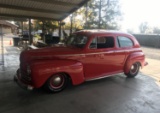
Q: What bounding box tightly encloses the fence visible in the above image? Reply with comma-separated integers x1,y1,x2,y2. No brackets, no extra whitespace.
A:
133,34,160,48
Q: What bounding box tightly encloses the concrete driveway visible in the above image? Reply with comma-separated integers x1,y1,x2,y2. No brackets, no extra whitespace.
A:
0,44,160,113
140,47,160,86
1,73,160,113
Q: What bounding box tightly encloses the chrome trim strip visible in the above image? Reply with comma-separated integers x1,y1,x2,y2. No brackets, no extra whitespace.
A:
85,72,124,81
55,48,141,57
114,50,124,53
84,51,115,55
55,54,85,57
55,51,115,57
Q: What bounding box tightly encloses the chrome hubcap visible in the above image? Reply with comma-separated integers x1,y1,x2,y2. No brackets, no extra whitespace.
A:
130,63,138,74
53,76,62,86
53,77,61,85
50,74,65,89
131,65,134,70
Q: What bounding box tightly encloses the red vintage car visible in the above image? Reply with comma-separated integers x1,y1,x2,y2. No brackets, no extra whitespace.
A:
14,30,148,93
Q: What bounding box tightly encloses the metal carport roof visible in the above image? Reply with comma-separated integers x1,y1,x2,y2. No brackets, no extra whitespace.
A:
0,0,90,21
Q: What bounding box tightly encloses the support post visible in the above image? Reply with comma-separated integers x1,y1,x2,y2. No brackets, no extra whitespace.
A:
70,15,73,35
59,21,62,38
42,20,45,42
42,21,45,33
21,21,23,35
85,2,88,29
0,24,4,70
29,18,32,45
98,0,102,29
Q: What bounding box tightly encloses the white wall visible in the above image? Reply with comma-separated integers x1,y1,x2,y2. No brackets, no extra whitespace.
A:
0,27,12,34
2,27,11,34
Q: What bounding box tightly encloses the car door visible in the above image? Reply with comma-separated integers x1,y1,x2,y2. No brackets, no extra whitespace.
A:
115,36,135,69
84,36,117,80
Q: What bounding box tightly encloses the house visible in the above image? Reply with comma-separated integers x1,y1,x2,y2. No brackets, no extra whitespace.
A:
0,20,18,34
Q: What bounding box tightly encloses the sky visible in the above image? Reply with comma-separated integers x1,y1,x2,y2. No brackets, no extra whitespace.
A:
120,0,160,32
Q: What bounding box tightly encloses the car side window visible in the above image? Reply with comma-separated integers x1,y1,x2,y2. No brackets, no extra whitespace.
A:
117,36,133,47
90,36,114,49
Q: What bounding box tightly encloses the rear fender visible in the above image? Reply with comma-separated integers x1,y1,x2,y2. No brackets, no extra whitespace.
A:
124,52,145,74
30,60,84,88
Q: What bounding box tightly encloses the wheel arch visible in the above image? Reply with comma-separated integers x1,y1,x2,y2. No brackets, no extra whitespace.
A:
124,52,145,74
58,72,73,85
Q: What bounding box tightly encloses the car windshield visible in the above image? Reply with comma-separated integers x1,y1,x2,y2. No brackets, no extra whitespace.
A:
66,34,88,48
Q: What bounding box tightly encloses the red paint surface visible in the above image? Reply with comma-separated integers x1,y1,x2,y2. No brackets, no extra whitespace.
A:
18,30,147,88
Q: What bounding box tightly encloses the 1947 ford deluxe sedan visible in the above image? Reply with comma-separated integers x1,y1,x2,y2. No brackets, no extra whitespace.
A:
14,30,148,93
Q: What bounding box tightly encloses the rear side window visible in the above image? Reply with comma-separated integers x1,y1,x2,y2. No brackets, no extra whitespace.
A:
117,36,133,47
90,36,114,49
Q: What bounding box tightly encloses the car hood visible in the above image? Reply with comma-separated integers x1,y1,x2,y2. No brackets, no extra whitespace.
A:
20,46,82,63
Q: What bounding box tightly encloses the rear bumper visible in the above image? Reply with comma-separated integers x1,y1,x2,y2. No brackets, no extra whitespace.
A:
144,61,148,66
14,69,34,90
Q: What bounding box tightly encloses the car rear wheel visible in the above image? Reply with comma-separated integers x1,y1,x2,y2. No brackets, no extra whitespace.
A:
125,62,140,78
44,73,68,93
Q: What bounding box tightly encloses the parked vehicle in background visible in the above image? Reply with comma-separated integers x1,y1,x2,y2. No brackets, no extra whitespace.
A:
14,30,148,93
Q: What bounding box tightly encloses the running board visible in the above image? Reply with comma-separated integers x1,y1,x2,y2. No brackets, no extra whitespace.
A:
85,73,124,81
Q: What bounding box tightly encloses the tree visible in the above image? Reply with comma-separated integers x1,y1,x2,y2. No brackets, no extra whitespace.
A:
139,22,149,33
138,22,160,34
84,0,99,29
83,0,122,30
153,27,160,34
102,0,122,30
64,8,86,34
127,28,134,34
14,20,30,31
32,20,59,34
64,0,122,33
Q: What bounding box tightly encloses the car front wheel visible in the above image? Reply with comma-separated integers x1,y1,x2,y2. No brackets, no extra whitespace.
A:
44,73,68,93
125,62,140,78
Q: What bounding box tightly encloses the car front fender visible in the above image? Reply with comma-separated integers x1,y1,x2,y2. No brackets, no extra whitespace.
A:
30,59,84,88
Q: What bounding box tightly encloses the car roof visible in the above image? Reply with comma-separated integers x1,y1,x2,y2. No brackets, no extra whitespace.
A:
75,29,133,37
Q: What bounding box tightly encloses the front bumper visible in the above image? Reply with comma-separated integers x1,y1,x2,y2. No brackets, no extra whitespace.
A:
14,69,34,90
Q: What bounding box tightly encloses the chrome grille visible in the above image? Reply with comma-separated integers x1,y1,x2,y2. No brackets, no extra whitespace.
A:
21,71,32,84
20,64,32,84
